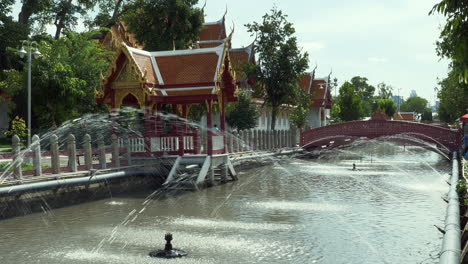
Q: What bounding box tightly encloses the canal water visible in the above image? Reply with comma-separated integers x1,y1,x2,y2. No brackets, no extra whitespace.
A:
0,141,450,263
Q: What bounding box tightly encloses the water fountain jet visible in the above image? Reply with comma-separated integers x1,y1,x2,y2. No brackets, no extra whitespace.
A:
149,233,187,259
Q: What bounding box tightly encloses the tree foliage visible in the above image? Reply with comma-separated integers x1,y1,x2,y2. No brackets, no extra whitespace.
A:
337,81,363,121
437,68,468,122
245,7,308,130
123,0,204,50
289,88,309,128
350,76,375,116
6,31,112,129
377,82,393,99
4,116,28,142
34,0,97,39
400,96,429,114
377,99,396,119
430,0,468,83
226,90,258,131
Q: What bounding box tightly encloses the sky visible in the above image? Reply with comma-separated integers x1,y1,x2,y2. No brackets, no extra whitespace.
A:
10,0,449,104
200,0,449,104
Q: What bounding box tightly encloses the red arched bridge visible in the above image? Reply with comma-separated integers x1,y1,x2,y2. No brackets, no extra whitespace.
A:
300,119,462,153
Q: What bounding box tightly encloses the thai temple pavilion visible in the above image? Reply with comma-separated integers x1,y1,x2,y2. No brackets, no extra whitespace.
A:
95,12,332,155
96,14,246,155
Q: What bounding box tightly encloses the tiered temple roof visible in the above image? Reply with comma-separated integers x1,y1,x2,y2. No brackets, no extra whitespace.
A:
300,71,333,109
97,34,237,109
198,16,227,48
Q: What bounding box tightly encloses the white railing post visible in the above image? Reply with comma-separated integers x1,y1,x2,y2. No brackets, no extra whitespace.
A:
68,134,77,172
243,130,249,151
112,134,120,167
253,130,258,151
32,134,42,176
268,130,273,150
235,131,240,153
261,130,265,150
98,137,107,169
125,135,132,165
229,132,234,153
83,134,93,170
238,131,243,152
12,135,22,179
50,134,60,174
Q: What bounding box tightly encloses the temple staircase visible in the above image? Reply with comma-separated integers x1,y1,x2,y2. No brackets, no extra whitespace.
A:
162,155,237,190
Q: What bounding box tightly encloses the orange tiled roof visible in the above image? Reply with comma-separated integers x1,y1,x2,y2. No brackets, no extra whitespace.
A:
199,21,226,41
229,44,255,82
156,53,219,85
299,73,313,94
124,43,231,97
132,53,157,83
400,113,415,121
198,41,224,48
311,79,327,101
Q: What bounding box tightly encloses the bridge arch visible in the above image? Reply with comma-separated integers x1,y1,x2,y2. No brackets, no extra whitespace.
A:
301,120,462,153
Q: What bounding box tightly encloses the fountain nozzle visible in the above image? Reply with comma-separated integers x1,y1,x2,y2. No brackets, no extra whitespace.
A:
149,233,187,258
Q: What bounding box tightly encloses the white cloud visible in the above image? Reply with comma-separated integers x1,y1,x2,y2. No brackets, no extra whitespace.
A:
368,57,388,63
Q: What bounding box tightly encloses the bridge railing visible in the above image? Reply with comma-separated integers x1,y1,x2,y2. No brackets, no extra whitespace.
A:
300,119,463,151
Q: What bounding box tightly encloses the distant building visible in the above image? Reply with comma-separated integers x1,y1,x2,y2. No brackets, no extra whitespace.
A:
410,90,417,98
391,95,403,106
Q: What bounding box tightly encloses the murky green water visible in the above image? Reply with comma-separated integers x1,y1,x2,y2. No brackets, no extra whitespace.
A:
0,142,450,263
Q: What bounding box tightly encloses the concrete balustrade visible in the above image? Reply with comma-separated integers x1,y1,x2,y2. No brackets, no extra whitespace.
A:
32,135,42,176
83,134,93,170
12,135,22,179
50,134,60,174
223,129,295,154
112,134,120,168
98,137,107,169
68,134,77,172
2,128,296,181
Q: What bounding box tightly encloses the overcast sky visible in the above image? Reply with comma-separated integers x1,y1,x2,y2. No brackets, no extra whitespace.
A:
201,0,449,104
10,0,449,104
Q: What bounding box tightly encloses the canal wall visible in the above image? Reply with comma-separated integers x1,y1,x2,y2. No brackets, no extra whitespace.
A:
0,169,164,220
440,152,461,263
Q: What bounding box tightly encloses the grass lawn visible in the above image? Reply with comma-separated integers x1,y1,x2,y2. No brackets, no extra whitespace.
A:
0,162,50,171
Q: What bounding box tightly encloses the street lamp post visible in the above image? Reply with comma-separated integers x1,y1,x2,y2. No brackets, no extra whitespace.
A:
396,87,401,112
18,40,41,148
333,78,338,97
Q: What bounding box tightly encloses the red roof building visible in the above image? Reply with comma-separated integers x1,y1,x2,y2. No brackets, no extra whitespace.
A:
299,71,333,128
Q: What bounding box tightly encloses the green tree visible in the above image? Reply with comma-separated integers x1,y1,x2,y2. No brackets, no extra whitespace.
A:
34,0,97,39
88,0,133,28
430,0,468,82
350,76,375,116
377,99,396,118
400,96,429,114
437,69,468,122
123,0,204,50
330,103,341,123
245,7,308,130
7,31,112,129
377,82,393,99
226,90,258,131
4,116,28,142
289,88,309,128
337,81,363,121
421,109,433,121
